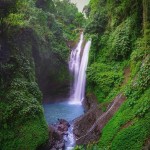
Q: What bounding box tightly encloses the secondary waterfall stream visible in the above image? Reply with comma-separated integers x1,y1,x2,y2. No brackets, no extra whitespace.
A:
43,33,91,149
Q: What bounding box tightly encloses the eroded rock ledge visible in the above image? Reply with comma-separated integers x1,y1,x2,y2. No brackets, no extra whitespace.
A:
74,93,126,145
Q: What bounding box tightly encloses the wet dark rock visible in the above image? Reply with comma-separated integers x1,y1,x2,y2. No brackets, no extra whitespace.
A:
58,119,70,128
55,140,65,149
55,119,70,133
51,148,57,150
49,125,63,141
82,93,99,112
74,93,126,145
50,119,70,150
73,93,102,138
57,124,68,132
73,102,103,139
37,119,70,150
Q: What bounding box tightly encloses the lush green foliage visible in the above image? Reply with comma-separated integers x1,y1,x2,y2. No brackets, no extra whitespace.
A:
0,55,48,150
82,0,150,149
0,0,85,149
87,62,123,102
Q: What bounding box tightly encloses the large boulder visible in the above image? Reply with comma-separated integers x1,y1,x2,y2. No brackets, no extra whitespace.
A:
50,119,70,149
82,93,99,112
73,105,103,138
74,94,126,145
37,119,70,150
73,93,102,141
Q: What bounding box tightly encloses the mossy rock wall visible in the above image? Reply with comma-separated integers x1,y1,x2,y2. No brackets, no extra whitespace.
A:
0,27,49,150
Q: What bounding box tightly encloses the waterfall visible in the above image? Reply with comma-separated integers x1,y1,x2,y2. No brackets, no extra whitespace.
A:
69,33,91,105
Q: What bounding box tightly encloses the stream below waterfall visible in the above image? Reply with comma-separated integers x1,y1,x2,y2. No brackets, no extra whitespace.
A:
43,33,91,150
43,102,84,149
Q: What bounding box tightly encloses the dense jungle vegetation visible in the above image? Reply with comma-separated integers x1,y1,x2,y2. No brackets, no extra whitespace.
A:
0,0,84,149
0,0,150,150
79,0,150,149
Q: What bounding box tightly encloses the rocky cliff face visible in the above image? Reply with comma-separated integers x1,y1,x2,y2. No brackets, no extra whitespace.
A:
74,94,126,144
32,34,70,102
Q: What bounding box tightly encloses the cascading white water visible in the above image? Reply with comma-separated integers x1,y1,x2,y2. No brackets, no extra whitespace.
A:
69,33,84,89
73,40,91,102
44,33,91,150
64,33,91,150
69,33,91,105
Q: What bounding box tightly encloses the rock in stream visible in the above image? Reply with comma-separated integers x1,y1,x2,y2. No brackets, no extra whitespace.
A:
37,119,70,150
50,119,70,150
